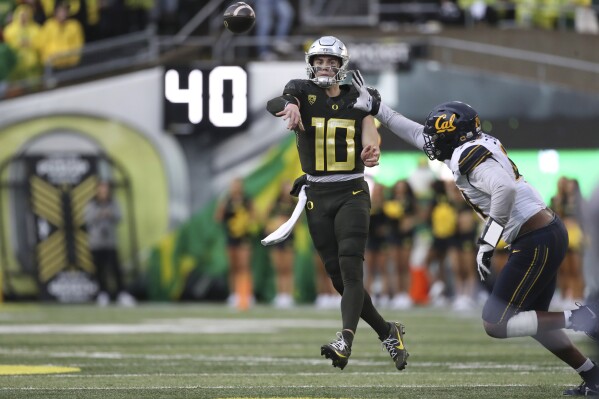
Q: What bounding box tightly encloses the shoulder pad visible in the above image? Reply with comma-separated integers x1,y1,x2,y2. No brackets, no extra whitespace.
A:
283,79,307,97
458,144,493,175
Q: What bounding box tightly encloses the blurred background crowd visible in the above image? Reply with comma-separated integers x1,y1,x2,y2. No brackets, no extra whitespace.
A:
0,0,597,311
216,167,597,313
0,0,598,96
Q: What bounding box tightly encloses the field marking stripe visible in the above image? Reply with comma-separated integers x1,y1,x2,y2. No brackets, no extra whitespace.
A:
0,384,537,390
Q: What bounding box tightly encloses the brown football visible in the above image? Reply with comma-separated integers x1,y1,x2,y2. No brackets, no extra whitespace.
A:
224,2,256,34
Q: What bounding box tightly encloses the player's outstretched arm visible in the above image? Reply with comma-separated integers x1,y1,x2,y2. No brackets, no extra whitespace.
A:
349,70,425,151
266,94,304,131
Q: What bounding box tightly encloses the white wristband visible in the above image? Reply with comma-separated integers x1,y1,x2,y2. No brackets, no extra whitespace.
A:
480,218,504,248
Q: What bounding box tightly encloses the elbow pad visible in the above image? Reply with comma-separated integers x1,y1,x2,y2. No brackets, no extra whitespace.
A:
266,94,299,116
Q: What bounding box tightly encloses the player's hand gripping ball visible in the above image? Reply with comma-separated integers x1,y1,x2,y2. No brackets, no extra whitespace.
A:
223,2,256,34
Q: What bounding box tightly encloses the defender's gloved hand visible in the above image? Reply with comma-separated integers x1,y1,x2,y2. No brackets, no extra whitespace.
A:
476,242,494,281
349,70,381,116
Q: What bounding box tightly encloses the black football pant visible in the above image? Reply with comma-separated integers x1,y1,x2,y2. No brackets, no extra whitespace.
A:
483,216,568,324
306,178,389,338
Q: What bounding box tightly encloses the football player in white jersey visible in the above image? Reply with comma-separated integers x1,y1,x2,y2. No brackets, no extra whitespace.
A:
349,70,599,396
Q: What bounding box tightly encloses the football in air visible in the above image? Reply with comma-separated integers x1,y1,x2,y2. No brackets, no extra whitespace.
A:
223,2,256,34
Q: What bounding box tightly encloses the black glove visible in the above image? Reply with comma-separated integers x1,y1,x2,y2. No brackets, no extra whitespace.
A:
349,70,381,116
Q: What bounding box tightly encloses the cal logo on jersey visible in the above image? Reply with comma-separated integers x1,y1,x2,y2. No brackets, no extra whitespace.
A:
434,113,457,133
308,95,316,105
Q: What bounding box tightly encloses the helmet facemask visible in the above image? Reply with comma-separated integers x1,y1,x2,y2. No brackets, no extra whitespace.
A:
305,36,350,88
423,132,461,161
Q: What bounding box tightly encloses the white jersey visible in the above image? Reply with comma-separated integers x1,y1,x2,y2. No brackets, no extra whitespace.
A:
449,134,546,243
376,103,546,244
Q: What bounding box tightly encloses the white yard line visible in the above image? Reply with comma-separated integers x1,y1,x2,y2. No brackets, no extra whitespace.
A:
0,318,338,334
0,383,539,390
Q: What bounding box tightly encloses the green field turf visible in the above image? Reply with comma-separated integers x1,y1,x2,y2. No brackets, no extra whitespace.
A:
0,303,596,399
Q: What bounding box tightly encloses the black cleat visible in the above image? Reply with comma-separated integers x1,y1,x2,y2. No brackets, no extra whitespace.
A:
381,322,409,371
570,302,599,341
321,332,351,370
563,381,599,396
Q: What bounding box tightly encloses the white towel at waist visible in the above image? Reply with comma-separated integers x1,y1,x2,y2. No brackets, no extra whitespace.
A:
261,185,306,246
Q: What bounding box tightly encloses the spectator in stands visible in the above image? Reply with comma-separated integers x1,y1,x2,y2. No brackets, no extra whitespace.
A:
407,157,435,201
365,182,391,306
447,182,478,311
551,177,585,308
3,4,41,82
214,177,255,310
387,179,418,310
19,0,47,26
254,0,295,60
264,180,296,308
85,181,136,307
424,179,458,306
38,1,84,69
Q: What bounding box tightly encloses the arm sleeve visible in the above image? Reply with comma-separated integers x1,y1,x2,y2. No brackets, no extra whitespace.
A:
375,102,427,150
469,160,516,226
266,94,299,116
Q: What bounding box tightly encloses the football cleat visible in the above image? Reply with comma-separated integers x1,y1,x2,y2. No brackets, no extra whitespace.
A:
570,302,599,341
563,381,599,396
321,332,351,370
381,322,409,371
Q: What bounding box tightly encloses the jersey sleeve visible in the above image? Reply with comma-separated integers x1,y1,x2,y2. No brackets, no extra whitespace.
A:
458,144,493,176
282,79,304,100
376,103,426,150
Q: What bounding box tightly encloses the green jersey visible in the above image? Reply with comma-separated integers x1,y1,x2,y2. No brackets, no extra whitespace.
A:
283,79,370,176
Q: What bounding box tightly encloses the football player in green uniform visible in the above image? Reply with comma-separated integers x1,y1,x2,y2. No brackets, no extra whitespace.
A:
266,36,408,371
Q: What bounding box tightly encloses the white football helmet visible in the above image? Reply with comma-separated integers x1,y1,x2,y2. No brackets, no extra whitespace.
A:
305,36,350,88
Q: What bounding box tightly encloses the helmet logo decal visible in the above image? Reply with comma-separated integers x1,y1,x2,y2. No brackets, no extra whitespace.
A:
308,95,317,105
434,113,457,133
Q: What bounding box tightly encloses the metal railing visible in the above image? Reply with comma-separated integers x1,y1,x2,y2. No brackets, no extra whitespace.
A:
42,29,159,88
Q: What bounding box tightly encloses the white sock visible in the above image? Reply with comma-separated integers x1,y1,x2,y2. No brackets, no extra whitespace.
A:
564,310,573,328
576,358,594,374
